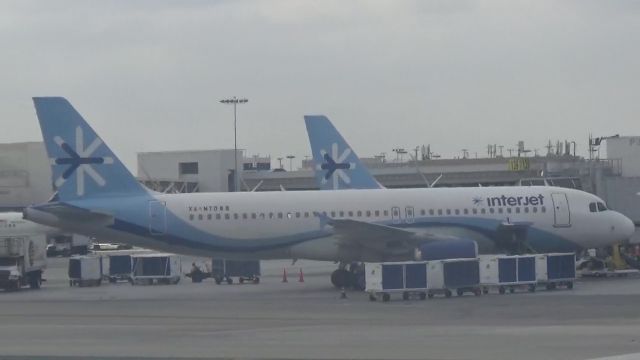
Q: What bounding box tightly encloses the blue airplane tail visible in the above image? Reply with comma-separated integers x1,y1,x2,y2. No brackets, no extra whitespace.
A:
304,115,382,190
32,97,147,201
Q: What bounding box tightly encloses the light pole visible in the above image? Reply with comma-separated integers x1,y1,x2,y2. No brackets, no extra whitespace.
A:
277,157,284,169
219,97,248,192
286,155,296,171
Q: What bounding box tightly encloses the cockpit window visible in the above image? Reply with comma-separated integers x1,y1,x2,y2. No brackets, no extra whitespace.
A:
589,202,597,213
597,202,607,211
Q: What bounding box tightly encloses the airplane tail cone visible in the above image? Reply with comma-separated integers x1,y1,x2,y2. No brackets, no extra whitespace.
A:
282,268,288,283
298,268,304,283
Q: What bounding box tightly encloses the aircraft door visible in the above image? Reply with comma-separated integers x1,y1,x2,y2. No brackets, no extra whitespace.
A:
551,193,571,227
405,206,415,224
149,200,167,235
391,207,401,224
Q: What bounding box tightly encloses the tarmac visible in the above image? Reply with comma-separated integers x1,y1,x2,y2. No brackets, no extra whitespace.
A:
1,256,640,360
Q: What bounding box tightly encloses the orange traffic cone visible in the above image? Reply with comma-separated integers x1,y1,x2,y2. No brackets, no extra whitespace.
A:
298,268,304,283
282,268,288,283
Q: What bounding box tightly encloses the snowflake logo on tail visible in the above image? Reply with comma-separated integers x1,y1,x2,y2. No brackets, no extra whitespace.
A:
317,143,356,190
51,126,114,196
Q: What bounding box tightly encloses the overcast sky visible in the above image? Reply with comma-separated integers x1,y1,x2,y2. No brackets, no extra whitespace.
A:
1,0,639,170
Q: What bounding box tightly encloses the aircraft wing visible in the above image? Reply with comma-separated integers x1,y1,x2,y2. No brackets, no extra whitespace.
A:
326,218,460,257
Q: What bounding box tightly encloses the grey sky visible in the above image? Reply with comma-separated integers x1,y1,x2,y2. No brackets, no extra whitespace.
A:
1,0,639,169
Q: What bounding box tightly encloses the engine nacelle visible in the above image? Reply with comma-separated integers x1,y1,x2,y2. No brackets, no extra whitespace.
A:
415,239,478,261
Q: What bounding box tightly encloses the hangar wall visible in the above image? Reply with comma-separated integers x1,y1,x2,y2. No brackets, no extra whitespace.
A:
0,142,52,209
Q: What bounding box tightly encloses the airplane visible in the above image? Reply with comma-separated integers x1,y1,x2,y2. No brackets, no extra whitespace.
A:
0,212,54,236
23,98,635,289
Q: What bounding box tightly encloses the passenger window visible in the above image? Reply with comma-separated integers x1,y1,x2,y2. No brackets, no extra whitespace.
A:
348,211,354,217
472,208,477,215
454,209,460,215
277,212,283,219
189,214,194,221
242,213,248,219
225,206,230,211
233,213,238,220
506,208,512,214
489,208,495,214
216,214,221,220
498,208,503,214
366,210,371,217
357,211,362,217
597,202,607,212
481,209,486,214
207,214,212,220
295,212,301,218
429,209,435,216
420,209,426,216
260,213,265,219
322,211,327,216
224,214,230,220
541,206,546,213
533,207,538,213
463,209,469,215
446,209,451,215
198,214,203,220
515,208,520,214
252,213,257,219
524,207,529,213
304,212,309,218
339,211,344,217
375,210,380,217
589,203,597,213
269,212,274,219
331,211,336,217
383,210,389,216
438,209,443,215
287,213,293,219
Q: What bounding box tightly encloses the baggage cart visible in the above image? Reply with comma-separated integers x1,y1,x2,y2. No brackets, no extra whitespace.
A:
479,255,537,294
211,259,261,284
365,262,428,302
427,258,481,298
535,253,576,290
68,255,102,287
130,253,181,285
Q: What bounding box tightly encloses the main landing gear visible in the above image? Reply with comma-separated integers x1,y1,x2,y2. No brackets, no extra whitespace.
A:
330,262,365,290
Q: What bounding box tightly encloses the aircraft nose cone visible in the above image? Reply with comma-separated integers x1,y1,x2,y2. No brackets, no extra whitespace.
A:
621,216,636,239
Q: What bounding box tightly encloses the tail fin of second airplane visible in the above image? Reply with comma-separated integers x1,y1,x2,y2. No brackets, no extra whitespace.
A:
33,97,147,202
304,115,383,190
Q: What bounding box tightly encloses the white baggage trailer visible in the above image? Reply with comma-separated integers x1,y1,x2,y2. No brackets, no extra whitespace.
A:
130,253,181,285
535,253,576,290
0,235,47,291
68,255,103,287
365,262,428,302
427,258,481,298
479,255,537,294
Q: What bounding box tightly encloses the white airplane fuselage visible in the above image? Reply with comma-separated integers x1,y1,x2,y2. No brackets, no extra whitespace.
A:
25,186,635,262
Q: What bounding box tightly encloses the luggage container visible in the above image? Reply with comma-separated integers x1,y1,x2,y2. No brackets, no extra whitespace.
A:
211,259,261,284
0,235,47,291
68,255,103,287
130,253,181,285
535,253,576,290
427,258,481,298
365,262,428,302
479,255,537,294
104,254,132,283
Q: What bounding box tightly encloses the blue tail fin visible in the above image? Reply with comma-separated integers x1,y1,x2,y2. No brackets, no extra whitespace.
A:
33,97,147,201
304,115,383,190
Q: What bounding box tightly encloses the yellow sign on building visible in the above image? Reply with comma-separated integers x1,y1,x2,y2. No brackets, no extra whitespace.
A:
508,158,529,171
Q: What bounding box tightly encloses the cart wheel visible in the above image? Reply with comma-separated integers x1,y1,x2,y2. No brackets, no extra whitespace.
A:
427,292,434,299
419,292,427,300
369,294,377,302
509,287,515,294
382,293,391,302
226,277,233,285
499,286,505,295
474,288,481,296
253,277,260,284
239,277,245,284
402,291,409,301
482,287,489,295
215,277,222,285
456,289,464,297
445,289,452,298
69,280,73,287
528,284,536,293
566,281,574,290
